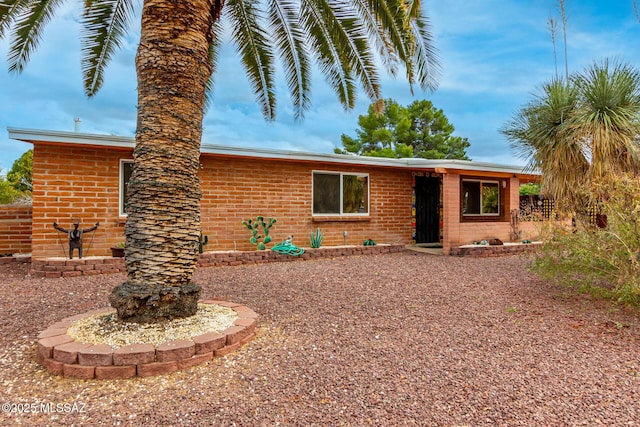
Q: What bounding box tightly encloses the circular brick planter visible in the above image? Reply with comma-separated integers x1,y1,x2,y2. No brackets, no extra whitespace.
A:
36,300,258,379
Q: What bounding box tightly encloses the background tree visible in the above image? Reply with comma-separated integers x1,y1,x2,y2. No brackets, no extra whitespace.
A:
1,0,438,323
0,176,19,204
0,149,32,204
6,149,32,194
336,98,470,159
519,182,540,196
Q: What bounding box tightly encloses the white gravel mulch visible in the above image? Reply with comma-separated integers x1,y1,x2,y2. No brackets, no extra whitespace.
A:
67,304,238,347
0,252,638,426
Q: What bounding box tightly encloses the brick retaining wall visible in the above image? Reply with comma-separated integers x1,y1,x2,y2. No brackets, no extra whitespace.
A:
449,242,541,257
30,257,126,278
29,244,406,278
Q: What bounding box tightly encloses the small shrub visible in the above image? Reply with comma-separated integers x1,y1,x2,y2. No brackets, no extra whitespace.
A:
531,174,640,306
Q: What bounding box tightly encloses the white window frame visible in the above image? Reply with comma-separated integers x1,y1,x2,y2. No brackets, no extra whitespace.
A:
312,171,370,216
462,179,500,217
119,159,134,216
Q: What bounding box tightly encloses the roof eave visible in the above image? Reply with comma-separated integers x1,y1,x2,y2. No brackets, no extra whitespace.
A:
8,127,535,176
8,127,134,149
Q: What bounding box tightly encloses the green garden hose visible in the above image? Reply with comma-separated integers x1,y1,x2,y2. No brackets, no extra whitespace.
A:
271,239,305,256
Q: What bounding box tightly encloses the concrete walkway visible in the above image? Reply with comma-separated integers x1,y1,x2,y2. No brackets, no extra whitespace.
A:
406,244,443,255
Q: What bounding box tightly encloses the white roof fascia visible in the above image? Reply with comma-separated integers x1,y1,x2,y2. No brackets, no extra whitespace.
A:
8,127,534,175
404,158,531,176
8,127,134,149
199,143,412,168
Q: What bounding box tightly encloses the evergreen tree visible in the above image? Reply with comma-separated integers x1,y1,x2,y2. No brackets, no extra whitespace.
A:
337,99,470,159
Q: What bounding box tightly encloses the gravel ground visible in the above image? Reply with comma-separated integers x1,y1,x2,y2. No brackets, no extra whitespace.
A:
1,251,638,426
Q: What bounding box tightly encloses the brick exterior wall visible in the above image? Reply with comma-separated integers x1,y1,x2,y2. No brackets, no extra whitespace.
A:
200,156,414,252
32,144,130,258
441,173,461,255
0,205,32,254
30,144,414,258
28,142,534,258
442,173,529,255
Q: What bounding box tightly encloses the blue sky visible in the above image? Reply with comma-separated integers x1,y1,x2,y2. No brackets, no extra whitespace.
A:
1,0,640,173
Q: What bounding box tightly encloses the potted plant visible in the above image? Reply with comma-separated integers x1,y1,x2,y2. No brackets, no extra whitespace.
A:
111,242,125,257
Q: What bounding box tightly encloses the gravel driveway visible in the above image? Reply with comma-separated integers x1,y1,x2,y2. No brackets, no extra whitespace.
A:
1,252,638,426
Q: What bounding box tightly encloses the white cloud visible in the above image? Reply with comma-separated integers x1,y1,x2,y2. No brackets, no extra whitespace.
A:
2,1,640,172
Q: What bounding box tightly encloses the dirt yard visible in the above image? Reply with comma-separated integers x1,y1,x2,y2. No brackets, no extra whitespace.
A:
1,252,638,426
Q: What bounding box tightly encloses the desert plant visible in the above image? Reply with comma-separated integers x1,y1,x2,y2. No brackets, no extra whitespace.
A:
310,228,323,248
198,232,209,254
531,174,640,306
363,239,377,246
242,216,276,250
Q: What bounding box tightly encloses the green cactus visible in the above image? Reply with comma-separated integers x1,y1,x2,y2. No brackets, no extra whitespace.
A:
242,216,277,250
363,239,377,246
310,228,323,248
198,232,209,254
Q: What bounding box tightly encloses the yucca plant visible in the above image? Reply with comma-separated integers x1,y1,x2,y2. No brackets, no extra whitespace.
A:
502,59,640,215
310,228,323,248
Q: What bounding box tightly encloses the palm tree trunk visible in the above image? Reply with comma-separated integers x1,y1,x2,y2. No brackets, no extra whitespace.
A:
109,0,216,323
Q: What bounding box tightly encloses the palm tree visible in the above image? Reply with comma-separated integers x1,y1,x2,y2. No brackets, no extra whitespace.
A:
503,59,640,216
1,0,439,323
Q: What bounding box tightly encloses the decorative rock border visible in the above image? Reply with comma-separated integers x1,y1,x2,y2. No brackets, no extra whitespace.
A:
450,242,542,257
29,244,406,278
36,301,258,379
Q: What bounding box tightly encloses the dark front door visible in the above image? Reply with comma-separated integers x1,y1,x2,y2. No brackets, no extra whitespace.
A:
415,176,440,244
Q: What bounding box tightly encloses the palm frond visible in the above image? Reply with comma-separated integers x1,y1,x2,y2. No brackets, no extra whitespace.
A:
325,0,380,104
204,20,224,115
267,0,311,120
408,13,439,92
350,0,399,77
0,0,28,39
365,0,408,64
227,0,276,120
299,0,355,110
501,108,540,173
81,0,135,96
7,0,66,73
401,0,439,92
